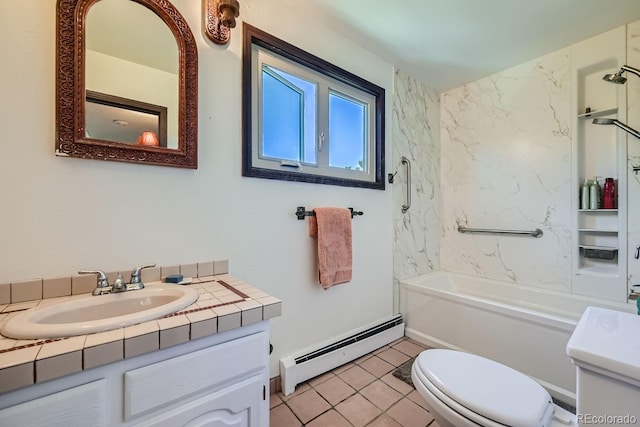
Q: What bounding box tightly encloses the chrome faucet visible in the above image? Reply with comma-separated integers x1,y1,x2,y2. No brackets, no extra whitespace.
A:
78,270,111,296
79,263,156,295
111,273,127,293
128,263,156,291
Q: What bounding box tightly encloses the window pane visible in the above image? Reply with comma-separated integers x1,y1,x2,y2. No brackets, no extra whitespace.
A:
329,92,366,171
262,67,303,161
269,67,317,164
261,65,317,164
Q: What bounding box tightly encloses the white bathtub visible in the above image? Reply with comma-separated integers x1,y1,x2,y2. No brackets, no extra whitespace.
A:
399,271,635,405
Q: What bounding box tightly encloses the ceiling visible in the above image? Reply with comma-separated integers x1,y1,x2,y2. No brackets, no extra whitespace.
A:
304,0,640,92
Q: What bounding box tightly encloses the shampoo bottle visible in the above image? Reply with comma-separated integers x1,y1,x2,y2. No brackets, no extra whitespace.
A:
580,179,590,210
603,177,616,209
589,177,601,209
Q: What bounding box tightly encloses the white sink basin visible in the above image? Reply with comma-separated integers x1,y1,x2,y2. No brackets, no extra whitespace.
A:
1,284,199,339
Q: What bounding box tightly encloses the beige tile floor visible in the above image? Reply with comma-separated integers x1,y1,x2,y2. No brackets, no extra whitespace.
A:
270,337,441,427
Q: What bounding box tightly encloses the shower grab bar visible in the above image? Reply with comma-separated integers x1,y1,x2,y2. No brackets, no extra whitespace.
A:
457,226,543,238
401,156,411,213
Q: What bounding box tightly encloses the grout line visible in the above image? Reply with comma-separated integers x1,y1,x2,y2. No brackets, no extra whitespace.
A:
271,337,436,426
0,337,69,354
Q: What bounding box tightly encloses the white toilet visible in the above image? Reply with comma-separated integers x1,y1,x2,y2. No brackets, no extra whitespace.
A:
411,306,640,427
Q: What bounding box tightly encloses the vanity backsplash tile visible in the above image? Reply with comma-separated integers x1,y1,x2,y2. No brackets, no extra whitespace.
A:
1,260,229,304
213,259,229,275
161,265,180,279
197,261,214,277
140,266,161,283
180,263,198,278
0,284,10,305
10,280,42,304
42,277,71,299
71,274,96,295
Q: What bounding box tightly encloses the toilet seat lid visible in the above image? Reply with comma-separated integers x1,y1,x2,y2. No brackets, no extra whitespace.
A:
415,349,551,427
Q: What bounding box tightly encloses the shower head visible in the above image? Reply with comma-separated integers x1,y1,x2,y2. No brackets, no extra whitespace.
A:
592,118,640,139
602,65,640,84
602,72,627,84
592,118,616,125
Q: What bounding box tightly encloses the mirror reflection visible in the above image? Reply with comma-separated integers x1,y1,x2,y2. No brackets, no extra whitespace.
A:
85,0,179,149
85,90,168,147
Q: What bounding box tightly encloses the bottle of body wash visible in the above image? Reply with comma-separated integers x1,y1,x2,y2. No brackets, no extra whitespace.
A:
589,177,601,209
603,177,616,209
580,179,590,210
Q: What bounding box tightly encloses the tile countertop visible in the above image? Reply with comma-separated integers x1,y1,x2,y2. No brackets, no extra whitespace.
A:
0,274,282,394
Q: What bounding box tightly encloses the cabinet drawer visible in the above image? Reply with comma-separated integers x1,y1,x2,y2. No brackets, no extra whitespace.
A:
124,331,268,420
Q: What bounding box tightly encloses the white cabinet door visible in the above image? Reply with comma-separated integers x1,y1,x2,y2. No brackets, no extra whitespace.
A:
135,374,266,427
124,331,268,421
0,379,108,427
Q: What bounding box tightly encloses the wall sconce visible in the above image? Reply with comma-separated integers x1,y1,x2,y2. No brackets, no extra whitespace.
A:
137,131,160,147
204,0,240,45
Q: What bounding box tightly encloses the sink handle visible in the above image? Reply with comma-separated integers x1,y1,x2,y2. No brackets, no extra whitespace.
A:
130,263,156,287
78,270,109,295
78,270,109,288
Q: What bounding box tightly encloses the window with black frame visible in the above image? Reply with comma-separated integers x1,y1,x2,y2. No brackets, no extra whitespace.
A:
242,24,385,189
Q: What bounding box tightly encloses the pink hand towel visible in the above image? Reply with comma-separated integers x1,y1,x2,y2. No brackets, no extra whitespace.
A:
308,207,352,289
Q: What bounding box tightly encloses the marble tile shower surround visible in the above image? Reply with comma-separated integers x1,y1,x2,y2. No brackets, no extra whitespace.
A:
392,69,441,286
439,48,573,291
627,21,640,289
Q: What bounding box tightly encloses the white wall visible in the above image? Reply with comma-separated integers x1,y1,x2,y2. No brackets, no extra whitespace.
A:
0,0,394,376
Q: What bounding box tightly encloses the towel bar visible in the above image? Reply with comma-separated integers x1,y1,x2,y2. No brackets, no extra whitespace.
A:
296,206,363,220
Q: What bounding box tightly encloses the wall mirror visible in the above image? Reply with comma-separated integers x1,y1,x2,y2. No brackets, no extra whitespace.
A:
56,0,198,168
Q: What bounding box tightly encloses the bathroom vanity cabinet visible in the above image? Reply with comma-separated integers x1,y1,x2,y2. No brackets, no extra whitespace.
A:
0,322,270,426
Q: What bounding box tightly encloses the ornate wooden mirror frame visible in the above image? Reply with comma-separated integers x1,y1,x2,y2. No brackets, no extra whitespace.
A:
56,0,198,168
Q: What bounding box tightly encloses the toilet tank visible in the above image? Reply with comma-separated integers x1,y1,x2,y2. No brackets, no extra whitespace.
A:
566,307,640,426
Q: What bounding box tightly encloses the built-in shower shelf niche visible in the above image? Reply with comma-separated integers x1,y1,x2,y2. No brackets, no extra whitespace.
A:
577,107,619,119
570,25,628,302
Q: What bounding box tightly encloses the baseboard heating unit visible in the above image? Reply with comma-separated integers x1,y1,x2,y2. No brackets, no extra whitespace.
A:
279,314,405,395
